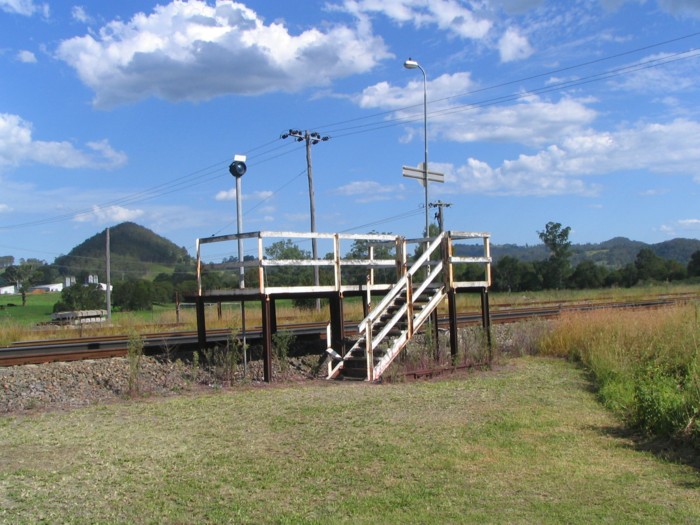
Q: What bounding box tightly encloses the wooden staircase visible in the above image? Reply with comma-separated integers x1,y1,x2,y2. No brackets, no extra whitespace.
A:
328,234,447,381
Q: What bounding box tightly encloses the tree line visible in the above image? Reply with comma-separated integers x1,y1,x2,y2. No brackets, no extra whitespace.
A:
2,222,699,312
486,222,700,292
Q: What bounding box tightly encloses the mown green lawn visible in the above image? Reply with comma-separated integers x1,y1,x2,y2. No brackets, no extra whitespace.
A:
0,292,58,325
0,357,698,524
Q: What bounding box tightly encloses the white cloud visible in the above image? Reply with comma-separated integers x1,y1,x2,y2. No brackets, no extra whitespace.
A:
449,153,602,196
658,217,700,237
73,205,144,224
447,118,700,196
16,50,37,63
333,180,407,203
0,203,11,213
497,0,545,14
0,0,48,16
498,27,533,62
360,75,598,148
639,188,669,196
337,0,492,39
658,0,700,18
56,0,392,107
0,113,127,170
71,5,91,23
215,188,237,201
359,72,475,109
434,94,597,147
678,218,700,228
215,188,274,201
609,52,699,94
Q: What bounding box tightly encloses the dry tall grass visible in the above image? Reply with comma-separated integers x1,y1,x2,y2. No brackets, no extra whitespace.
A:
537,303,699,442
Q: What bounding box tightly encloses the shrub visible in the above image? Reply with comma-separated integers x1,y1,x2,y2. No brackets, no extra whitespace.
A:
272,331,295,376
633,365,692,437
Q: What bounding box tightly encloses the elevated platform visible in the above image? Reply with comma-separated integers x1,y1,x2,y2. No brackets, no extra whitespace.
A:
188,230,492,381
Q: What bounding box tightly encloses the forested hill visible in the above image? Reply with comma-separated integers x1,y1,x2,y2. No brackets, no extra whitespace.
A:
455,237,700,268
53,222,191,278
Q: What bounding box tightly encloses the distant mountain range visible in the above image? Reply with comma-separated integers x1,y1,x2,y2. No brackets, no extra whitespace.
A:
455,236,700,268
45,223,700,278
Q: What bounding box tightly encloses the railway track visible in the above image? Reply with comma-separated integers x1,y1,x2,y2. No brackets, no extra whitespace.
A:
1,294,696,367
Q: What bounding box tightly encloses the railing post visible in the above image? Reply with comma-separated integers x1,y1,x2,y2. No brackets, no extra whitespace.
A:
484,235,492,286
196,239,202,296
257,233,265,294
334,233,341,291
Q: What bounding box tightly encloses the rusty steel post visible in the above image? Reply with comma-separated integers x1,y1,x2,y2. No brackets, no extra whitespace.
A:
196,296,207,349
329,293,345,356
448,288,458,363
480,287,492,363
261,295,273,382
269,298,278,335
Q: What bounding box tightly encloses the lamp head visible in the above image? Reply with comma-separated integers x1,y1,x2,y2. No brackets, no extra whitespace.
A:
229,154,247,178
403,58,419,69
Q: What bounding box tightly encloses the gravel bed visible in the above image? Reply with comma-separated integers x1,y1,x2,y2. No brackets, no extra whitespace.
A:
0,357,194,413
0,354,324,414
0,324,540,414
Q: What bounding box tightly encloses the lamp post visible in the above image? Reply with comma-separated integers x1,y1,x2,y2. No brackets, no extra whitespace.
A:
403,57,429,242
229,154,247,373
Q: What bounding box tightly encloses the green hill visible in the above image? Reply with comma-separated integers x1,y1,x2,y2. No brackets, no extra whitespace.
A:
455,237,700,268
53,222,192,280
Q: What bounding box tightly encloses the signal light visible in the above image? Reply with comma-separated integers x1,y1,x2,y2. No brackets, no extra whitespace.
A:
229,160,247,178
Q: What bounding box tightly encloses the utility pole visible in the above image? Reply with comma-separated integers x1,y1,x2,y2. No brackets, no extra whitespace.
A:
281,129,330,309
430,201,452,233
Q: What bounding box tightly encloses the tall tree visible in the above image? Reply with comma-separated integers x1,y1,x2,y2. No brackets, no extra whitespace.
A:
53,284,105,312
343,234,396,285
537,222,572,289
634,248,668,282
264,240,312,287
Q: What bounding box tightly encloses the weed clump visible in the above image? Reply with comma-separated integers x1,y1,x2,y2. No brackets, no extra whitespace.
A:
127,330,144,396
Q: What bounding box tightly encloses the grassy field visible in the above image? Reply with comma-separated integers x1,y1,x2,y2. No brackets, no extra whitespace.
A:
1,357,698,524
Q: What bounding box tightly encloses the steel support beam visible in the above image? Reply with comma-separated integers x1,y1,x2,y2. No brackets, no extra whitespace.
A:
447,288,458,362
261,295,273,382
329,292,346,356
480,287,492,363
196,296,207,348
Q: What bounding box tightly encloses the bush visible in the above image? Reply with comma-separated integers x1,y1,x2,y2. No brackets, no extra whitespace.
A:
633,366,691,437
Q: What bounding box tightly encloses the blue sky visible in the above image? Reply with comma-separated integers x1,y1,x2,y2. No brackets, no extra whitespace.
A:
1,0,700,263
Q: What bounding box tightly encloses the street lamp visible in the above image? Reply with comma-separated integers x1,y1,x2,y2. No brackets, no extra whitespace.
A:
404,57,429,242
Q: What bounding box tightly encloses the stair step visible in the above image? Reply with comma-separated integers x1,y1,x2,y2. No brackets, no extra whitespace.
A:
340,367,368,379
373,328,402,338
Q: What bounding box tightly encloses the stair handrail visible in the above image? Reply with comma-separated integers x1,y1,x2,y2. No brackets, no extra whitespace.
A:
358,232,446,333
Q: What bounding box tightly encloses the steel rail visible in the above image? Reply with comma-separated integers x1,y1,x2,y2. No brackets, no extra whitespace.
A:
1,295,696,367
